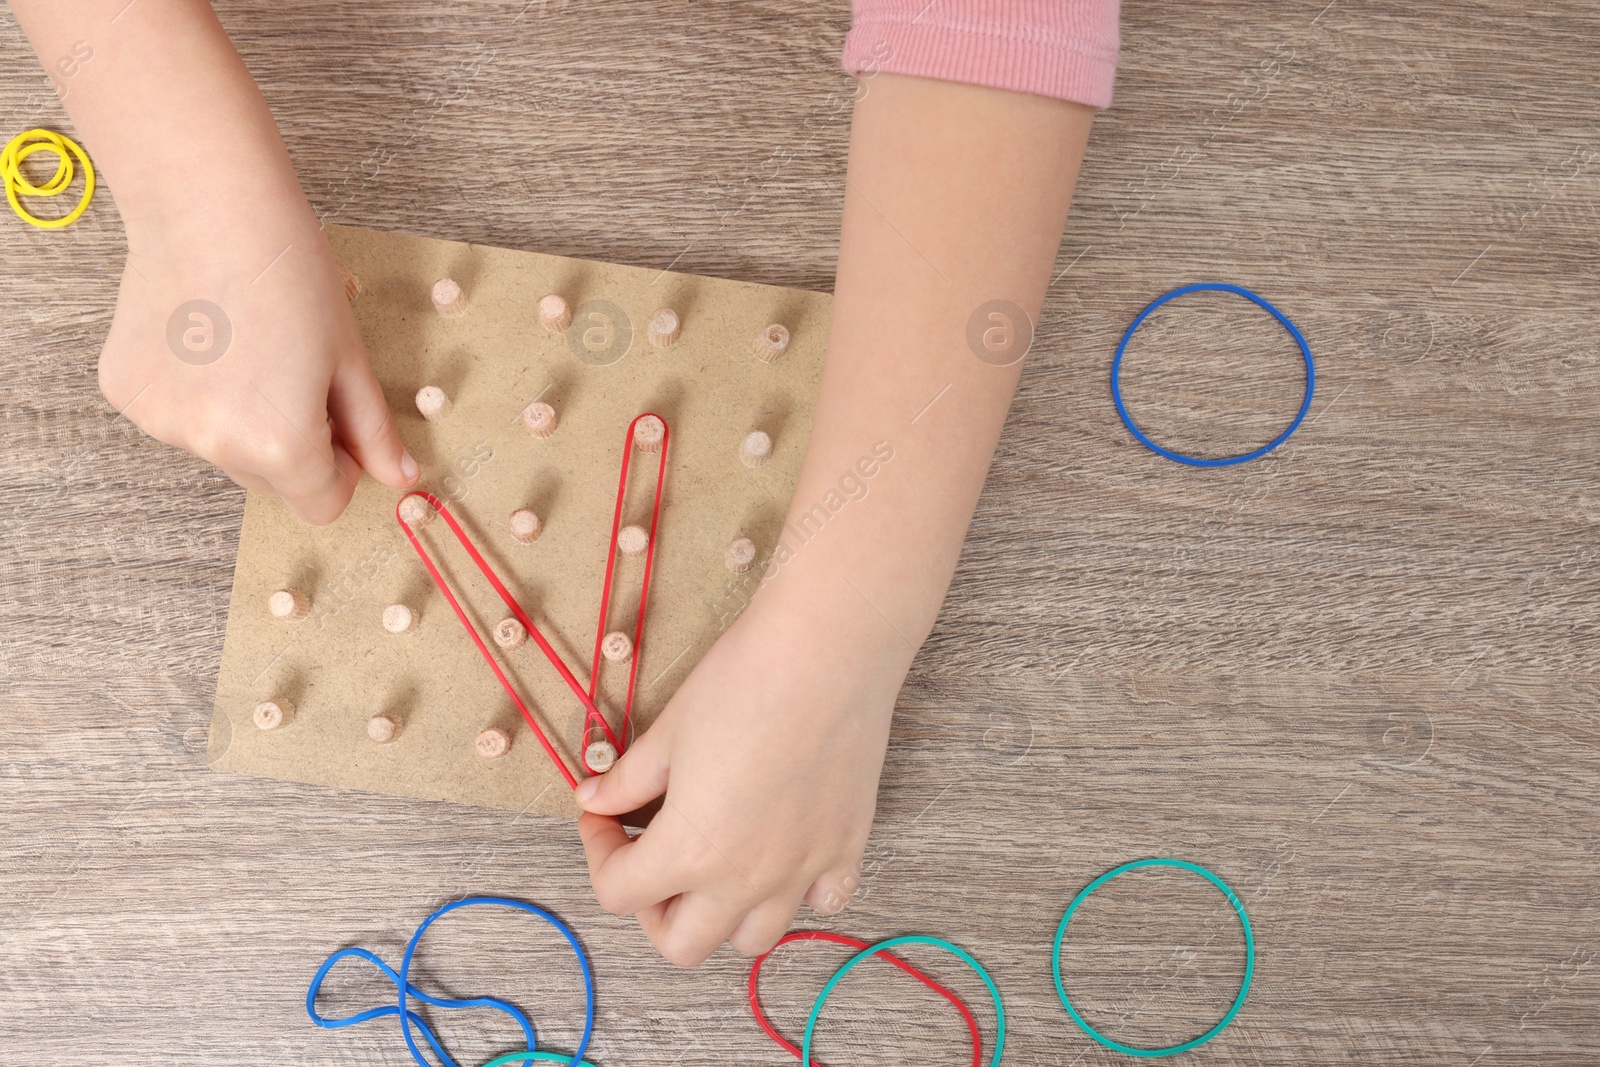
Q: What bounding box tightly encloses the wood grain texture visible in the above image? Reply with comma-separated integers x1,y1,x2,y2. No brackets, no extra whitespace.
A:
1,0,1597,1063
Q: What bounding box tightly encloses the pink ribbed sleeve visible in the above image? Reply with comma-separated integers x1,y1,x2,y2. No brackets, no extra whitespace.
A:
841,0,1121,109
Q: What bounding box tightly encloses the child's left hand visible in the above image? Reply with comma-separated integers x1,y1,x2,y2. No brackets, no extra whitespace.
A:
575,596,905,966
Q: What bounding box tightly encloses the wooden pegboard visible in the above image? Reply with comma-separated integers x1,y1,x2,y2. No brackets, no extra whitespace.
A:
208,224,829,816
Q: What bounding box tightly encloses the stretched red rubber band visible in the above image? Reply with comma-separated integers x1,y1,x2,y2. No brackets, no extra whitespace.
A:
583,412,670,770
396,490,620,790
748,931,983,1067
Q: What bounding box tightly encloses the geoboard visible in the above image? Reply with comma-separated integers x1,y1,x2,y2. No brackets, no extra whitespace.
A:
207,224,829,817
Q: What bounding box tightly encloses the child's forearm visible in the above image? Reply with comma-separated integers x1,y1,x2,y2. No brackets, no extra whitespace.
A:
7,0,311,250
753,74,1095,668
570,76,1100,960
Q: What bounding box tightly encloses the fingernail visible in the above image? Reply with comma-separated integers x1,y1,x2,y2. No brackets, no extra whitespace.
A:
575,777,599,805
400,450,419,484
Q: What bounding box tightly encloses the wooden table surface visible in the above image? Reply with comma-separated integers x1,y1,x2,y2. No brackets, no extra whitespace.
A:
2,0,1596,1063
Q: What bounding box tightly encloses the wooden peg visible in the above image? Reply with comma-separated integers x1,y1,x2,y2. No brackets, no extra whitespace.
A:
522,401,557,438
399,494,435,528
382,604,418,634
268,588,309,621
476,727,511,759
509,508,542,544
740,430,772,468
415,385,449,421
752,323,790,363
432,278,467,319
617,524,649,558
647,308,680,348
725,537,756,574
632,415,665,453
336,260,361,302
585,741,618,772
253,698,293,731
601,631,633,663
538,294,572,333
493,618,528,650
367,714,399,744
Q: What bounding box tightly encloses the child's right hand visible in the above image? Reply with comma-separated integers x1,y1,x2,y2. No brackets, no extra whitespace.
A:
7,0,412,520
97,208,418,524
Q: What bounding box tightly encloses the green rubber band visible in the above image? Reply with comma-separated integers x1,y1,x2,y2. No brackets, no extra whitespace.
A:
479,1052,600,1067
1052,858,1254,1058
802,934,1005,1067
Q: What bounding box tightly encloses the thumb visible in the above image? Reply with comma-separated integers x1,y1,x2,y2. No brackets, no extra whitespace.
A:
575,723,671,816
328,353,418,489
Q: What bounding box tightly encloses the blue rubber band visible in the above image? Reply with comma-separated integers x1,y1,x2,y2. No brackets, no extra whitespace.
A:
306,896,596,1067
306,945,537,1065
1052,858,1254,1058
1111,282,1315,467
802,934,1005,1067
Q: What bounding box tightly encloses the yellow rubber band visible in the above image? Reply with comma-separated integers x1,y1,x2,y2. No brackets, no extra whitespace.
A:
2,128,95,229
9,137,73,195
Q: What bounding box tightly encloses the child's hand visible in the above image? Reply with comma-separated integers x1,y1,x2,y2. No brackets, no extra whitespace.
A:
9,0,415,522
576,600,903,966
97,212,417,524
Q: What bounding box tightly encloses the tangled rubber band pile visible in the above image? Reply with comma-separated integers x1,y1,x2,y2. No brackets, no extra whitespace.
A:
307,896,599,1067
2,128,95,229
749,931,1005,1067
309,861,1252,1066
745,858,1252,1062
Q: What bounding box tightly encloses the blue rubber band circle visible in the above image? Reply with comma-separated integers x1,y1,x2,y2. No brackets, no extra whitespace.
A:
1052,858,1254,1058
306,945,538,1065
1111,282,1315,467
802,934,1005,1067
306,896,595,1067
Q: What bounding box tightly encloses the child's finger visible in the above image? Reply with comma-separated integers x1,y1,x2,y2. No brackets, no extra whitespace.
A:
262,437,363,526
576,811,632,875
577,811,689,916
631,899,671,941
804,863,863,917
328,355,418,489
574,723,670,816
198,387,361,524
650,891,747,968
728,894,805,957
217,465,275,493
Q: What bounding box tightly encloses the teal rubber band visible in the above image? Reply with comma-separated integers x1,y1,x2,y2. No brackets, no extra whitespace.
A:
479,1053,599,1067
1052,858,1254,1058
802,935,1005,1067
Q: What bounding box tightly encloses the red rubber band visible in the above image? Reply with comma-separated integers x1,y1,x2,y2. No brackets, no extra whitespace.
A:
583,412,670,770
395,413,670,787
396,491,619,790
748,931,984,1067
